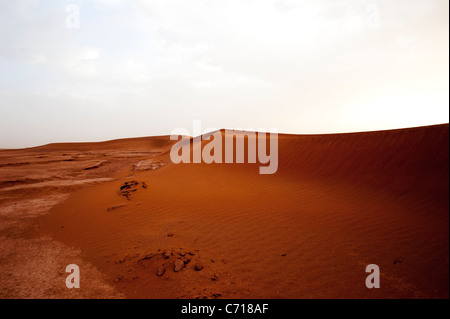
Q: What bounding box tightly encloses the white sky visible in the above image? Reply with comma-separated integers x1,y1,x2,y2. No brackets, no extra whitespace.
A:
0,0,448,148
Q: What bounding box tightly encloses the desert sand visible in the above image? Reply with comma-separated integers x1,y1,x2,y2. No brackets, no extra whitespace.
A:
0,124,448,299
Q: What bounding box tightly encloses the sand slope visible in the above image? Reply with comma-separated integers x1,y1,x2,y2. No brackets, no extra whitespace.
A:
0,135,177,298
35,124,449,299
3,125,448,298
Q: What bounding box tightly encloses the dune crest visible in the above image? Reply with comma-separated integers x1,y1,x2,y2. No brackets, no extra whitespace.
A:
1,125,448,298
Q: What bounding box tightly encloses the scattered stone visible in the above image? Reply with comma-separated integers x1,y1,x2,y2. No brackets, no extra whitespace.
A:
107,204,127,211
281,253,287,257
211,273,219,281
133,159,166,172
156,267,165,276
195,262,204,271
142,182,148,189
84,165,100,170
174,259,185,272
167,233,174,237
138,254,154,262
163,251,172,259
393,258,403,264
84,160,110,170
119,181,139,199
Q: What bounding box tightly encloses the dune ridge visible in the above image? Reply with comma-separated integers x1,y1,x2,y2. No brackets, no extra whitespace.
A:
32,124,448,299
0,124,447,298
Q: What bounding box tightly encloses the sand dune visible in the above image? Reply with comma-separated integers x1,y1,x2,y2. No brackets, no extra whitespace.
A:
19,135,175,153
1,125,448,298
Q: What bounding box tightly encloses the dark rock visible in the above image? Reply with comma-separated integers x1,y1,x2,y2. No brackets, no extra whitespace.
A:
119,181,140,199
174,259,185,272
195,262,204,271
156,267,165,276
107,204,127,211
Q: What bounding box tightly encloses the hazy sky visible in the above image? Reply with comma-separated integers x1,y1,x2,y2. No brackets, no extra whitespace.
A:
0,0,448,148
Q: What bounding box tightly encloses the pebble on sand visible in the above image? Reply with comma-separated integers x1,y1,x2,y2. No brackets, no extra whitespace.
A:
174,259,185,272
195,262,204,271
156,267,165,276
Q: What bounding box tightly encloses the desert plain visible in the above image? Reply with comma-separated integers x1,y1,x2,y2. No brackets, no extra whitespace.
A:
0,124,448,299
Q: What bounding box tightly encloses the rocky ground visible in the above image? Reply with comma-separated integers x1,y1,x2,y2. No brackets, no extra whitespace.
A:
0,148,161,298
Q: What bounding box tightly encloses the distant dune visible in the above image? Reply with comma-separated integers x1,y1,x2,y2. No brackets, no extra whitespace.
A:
25,135,176,153
1,124,448,298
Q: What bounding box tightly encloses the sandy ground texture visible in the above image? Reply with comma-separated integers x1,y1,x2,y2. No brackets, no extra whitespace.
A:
0,137,172,298
1,126,448,299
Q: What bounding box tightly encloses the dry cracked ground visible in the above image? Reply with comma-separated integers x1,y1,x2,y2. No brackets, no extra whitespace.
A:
0,148,159,298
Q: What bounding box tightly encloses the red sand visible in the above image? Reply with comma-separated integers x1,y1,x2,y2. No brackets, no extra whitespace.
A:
1,124,448,298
